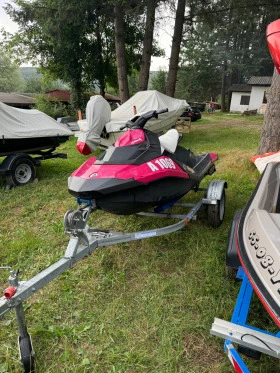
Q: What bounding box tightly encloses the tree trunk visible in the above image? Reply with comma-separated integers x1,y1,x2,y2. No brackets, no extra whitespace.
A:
166,0,186,97
221,59,227,112
138,0,157,91
96,15,106,97
258,68,280,154
114,4,130,103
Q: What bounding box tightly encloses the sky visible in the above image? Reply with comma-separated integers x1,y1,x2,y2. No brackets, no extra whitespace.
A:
0,0,172,71
0,0,18,33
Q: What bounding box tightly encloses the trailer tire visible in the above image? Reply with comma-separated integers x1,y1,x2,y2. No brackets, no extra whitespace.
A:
19,335,35,373
208,189,225,228
6,157,35,186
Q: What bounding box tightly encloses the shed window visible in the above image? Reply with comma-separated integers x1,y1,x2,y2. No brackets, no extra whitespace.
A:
240,95,250,105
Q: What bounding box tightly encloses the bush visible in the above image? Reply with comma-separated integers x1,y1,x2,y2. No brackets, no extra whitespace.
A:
34,94,69,119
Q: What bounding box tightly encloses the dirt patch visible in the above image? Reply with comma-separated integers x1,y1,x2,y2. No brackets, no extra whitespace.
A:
183,331,224,372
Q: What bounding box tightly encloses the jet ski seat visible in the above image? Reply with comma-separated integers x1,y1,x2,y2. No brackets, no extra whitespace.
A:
159,129,180,154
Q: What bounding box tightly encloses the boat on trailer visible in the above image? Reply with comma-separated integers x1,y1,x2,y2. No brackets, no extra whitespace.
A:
0,102,73,186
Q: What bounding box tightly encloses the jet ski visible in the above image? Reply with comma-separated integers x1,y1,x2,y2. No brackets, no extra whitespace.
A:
68,108,218,215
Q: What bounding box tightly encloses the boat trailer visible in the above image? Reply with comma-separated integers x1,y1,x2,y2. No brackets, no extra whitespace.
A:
0,151,67,188
0,180,226,372
211,266,280,373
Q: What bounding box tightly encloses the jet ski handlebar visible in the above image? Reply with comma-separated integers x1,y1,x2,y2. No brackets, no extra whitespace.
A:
120,108,169,130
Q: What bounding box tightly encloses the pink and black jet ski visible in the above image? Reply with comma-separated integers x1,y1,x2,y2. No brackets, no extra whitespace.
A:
68,109,218,215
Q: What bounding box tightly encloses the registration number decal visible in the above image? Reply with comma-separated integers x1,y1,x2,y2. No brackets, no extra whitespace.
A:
248,231,280,293
147,158,176,172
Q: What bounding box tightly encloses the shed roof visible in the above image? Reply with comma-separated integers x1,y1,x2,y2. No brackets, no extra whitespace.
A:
247,76,272,85
46,90,71,101
0,92,35,108
45,90,121,103
228,84,252,93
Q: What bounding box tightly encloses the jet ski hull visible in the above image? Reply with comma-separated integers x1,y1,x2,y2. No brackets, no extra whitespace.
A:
237,162,280,326
69,175,197,215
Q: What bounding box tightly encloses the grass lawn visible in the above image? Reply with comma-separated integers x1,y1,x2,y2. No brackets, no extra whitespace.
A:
0,111,279,372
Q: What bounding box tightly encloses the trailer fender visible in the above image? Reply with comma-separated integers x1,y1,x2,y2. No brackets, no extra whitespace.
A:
205,180,227,204
1,153,40,172
226,209,242,274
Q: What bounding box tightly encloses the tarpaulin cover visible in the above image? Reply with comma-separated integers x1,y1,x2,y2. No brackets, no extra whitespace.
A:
76,95,111,154
107,90,188,132
0,102,73,139
77,91,188,154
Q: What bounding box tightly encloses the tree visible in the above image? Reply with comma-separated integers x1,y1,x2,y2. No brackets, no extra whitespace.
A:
176,22,222,101
258,69,280,154
114,3,130,103
128,70,140,96
0,51,25,92
177,0,280,109
3,0,94,108
3,0,146,108
166,0,186,97
24,74,68,93
150,69,167,93
138,0,158,91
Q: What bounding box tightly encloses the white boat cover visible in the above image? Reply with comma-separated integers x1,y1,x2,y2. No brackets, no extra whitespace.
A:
107,90,188,132
76,91,188,154
76,95,111,153
0,102,73,139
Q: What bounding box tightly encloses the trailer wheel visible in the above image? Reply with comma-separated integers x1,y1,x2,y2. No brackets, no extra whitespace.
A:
6,157,35,186
19,335,35,373
208,189,225,228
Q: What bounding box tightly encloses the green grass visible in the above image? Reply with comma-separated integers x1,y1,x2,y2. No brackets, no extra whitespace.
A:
1,112,280,372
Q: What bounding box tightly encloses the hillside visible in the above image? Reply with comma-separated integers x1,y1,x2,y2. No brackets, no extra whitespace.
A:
20,66,41,79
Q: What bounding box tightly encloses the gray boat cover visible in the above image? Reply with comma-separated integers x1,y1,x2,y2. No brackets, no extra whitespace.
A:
76,91,188,154
0,102,73,139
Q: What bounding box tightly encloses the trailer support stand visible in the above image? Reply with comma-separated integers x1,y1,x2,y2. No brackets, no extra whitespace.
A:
211,267,280,372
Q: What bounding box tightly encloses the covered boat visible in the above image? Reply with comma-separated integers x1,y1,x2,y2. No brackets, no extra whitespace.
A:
0,102,73,157
76,90,188,153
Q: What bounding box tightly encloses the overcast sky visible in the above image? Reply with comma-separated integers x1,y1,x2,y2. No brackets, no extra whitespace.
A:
0,0,171,70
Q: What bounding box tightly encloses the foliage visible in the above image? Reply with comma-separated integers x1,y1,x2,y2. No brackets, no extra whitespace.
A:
128,71,140,96
0,49,25,92
179,0,280,108
34,94,69,119
2,0,156,107
1,113,276,373
24,74,68,94
176,22,222,101
150,69,167,93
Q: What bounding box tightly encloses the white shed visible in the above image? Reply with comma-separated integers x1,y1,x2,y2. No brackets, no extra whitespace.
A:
229,76,272,113
229,84,251,113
